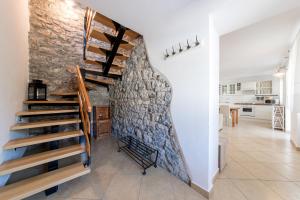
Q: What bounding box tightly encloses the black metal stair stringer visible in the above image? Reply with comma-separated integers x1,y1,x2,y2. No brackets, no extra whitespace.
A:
103,26,126,76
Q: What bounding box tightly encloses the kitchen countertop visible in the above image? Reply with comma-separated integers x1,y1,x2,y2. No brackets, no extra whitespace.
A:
234,103,281,106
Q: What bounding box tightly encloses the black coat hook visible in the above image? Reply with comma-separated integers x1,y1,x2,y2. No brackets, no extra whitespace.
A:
172,46,176,55
195,35,200,46
179,43,183,52
187,40,191,49
165,49,169,59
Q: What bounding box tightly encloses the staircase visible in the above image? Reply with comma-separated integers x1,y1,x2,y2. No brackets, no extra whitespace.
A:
0,67,92,199
0,7,141,199
82,8,140,86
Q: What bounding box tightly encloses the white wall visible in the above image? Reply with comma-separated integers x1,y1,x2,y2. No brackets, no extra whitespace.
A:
287,30,300,146
144,2,219,192
0,0,29,185
208,15,220,189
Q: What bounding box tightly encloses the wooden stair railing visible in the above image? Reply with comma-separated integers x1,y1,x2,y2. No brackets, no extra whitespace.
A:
76,65,92,164
83,8,96,61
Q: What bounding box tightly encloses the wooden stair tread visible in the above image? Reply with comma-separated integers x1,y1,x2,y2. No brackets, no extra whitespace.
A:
0,163,90,200
119,43,134,51
85,59,125,69
87,44,129,58
16,109,79,117
85,76,115,85
87,45,106,56
93,12,116,30
84,67,122,76
50,92,78,97
85,83,97,91
4,130,83,150
23,100,79,105
90,29,110,43
10,118,81,131
125,29,140,41
0,145,84,176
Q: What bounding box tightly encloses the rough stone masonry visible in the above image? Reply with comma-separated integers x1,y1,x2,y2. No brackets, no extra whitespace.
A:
110,39,190,183
28,0,109,105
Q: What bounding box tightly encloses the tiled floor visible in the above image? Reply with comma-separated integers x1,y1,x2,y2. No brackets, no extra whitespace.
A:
25,137,206,200
24,119,300,200
212,119,300,200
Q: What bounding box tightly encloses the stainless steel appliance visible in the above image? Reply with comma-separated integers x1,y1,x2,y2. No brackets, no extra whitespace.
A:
240,106,255,117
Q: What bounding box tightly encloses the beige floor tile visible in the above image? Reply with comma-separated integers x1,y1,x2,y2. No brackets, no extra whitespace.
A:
232,180,283,200
238,162,288,181
218,160,255,179
211,179,247,200
229,150,258,163
103,174,141,200
263,181,300,200
262,163,300,181
139,173,175,200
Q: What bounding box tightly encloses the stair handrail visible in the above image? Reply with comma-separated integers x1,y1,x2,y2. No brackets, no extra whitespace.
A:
83,7,95,60
76,65,92,163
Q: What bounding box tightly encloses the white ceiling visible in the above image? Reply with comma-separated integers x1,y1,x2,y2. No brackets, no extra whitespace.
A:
220,8,300,80
78,0,196,34
77,0,300,80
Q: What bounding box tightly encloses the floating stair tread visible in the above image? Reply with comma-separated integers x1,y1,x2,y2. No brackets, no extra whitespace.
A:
0,163,90,200
87,45,106,56
10,118,81,131
50,92,78,97
84,67,122,76
125,29,140,41
87,44,128,58
90,29,111,43
23,100,79,105
85,83,97,91
85,76,115,85
85,59,125,68
0,145,84,176
93,12,116,30
4,130,83,150
115,55,128,61
119,43,134,51
16,109,79,117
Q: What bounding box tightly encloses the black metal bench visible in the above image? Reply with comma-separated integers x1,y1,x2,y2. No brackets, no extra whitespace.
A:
117,136,158,175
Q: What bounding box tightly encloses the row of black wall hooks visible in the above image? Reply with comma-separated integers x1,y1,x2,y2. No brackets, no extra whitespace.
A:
164,35,202,60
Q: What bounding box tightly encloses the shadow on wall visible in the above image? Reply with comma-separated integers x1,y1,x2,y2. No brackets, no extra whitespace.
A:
109,38,190,183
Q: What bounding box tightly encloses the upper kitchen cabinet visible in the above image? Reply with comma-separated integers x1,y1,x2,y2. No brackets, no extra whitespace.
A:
256,80,272,95
241,81,256,91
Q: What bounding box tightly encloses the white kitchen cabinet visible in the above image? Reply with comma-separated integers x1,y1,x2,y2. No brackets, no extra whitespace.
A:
241,82,256,91
254,105,272,120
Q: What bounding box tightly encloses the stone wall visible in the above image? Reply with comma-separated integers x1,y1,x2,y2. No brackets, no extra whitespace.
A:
110,39,190,183
28,0,108,106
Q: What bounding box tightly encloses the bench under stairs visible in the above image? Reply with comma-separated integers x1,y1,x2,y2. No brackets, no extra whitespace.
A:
0,7,140,199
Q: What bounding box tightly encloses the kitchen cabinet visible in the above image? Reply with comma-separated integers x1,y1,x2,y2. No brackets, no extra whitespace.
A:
241,82,256,91
256,81,272,95
229,84,236,94
254,105,272,121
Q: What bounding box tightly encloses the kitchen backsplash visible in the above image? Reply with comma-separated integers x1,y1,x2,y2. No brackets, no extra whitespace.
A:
220,95,256,104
